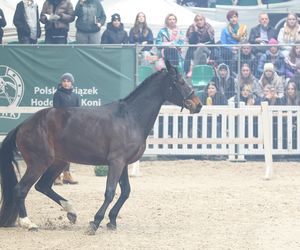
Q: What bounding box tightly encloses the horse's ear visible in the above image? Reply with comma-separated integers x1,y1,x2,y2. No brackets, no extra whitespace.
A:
165,59,175,73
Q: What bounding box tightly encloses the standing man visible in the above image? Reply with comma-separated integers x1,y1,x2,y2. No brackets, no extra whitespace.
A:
13,0,42,44
75,0,106,44
101,13,128,44
0,8,7,44
40,0,75,44
53,73,80,185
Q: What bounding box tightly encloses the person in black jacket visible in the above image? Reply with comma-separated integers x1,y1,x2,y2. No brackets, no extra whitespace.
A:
101,13,128,44
53,73,80,185
13,0,42,44
0,8,7,44
75,0,106,44
248,12,277,56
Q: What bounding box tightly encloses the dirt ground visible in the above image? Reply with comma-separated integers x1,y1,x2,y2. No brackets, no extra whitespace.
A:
1,160,300,250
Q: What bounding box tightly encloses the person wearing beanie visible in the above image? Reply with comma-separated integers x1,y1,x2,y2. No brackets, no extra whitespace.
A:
257,62,285,99
257,38,286,78
75,0,106,44
53,72,80,185
100,13,128,44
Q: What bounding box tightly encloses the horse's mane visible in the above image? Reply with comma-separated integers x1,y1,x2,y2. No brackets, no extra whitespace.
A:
121,70,166,103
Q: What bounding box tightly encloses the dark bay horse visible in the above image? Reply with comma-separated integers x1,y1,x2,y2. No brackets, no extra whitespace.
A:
0,61,202,235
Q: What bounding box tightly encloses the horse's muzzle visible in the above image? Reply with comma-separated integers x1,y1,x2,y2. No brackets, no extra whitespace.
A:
184,99,202,114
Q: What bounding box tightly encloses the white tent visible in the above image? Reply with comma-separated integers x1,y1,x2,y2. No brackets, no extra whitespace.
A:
102,0,225,39
2,0,225,40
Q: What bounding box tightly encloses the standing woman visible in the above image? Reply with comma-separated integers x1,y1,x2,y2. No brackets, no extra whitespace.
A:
156,13,185,67
129,12,153,51
0,8,7,44
277,12,300,56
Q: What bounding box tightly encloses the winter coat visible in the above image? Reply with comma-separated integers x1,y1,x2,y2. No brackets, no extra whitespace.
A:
257,71,285,98
0,8,7,43
75,0,106,33
203,91,228,105
129,27,153,51
101,22,128,44
234,74,260,98
13,1,41,41
257,50,286,78
40,0,75,33
248,24,277,44
53,86,80,108
213,63,236,100
155,27,185,46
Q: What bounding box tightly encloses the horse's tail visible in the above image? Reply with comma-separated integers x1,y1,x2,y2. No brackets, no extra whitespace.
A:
0,127,20,227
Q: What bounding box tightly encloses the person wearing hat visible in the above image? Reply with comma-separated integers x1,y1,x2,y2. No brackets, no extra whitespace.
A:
257,38,286,78
74,0,106,44
257,62,285,99
100,13,128,44
53,73,80,185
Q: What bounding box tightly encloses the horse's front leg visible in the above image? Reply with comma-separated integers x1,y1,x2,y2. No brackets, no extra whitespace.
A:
107,165,130,230
86,162,124,235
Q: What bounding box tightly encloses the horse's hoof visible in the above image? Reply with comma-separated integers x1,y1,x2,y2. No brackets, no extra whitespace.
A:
28,226,39,232
67,212,77,224
107,222,117,231
85,222,97,235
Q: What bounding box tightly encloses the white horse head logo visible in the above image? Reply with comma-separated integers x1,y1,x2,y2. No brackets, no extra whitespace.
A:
0,65,25,119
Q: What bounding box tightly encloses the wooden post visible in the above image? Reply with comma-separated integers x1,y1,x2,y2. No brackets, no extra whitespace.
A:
261,102,273,180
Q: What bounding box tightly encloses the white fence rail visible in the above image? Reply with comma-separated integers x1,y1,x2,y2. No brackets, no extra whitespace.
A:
1,104,300,178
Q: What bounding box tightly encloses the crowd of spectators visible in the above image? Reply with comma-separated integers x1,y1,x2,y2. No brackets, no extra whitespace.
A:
1,1,300,108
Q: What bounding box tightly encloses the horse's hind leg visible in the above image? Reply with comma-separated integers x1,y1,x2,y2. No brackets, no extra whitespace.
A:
34,161,77,224
16,165,47,231
107,165,130,230
86,162,124,235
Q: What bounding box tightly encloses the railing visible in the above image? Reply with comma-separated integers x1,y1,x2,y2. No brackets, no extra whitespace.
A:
0,103,279,179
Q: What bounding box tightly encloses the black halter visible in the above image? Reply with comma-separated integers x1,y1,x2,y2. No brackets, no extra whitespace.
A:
167,71,194,111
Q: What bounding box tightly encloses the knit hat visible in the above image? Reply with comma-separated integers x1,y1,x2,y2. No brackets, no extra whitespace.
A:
60,73,74,84
263,63,274,72
268,38,278,45
111,13,121,22
226,10,238,21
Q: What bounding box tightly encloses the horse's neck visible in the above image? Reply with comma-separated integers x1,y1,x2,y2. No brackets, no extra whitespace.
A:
127,78,165,138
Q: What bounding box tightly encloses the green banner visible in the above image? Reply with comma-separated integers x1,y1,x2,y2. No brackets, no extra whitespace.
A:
0,45,136,133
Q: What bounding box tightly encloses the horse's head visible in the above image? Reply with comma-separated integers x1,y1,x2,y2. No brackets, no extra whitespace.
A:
163,60,202,114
